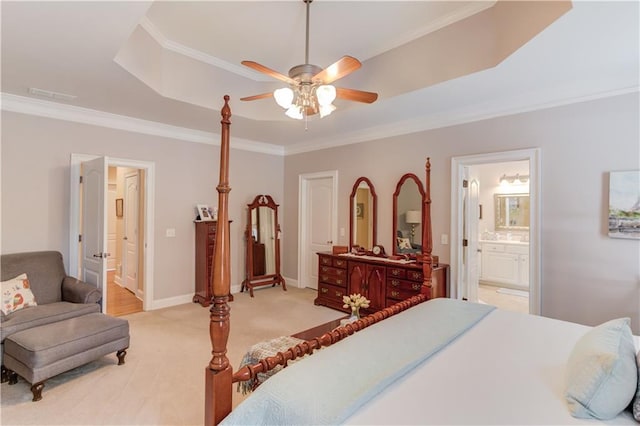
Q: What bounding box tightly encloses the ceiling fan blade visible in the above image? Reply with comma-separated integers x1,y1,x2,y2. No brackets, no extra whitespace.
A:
335,87,378,104
241,61,297,85
313,56,361,84
240,92,274,102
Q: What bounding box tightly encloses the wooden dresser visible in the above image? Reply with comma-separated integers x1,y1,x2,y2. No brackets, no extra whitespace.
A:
193,221,217,307
315,252,448,314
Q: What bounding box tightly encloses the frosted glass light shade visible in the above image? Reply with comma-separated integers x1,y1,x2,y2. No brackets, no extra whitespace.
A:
316,85,336,106
319,104,336,118
285,105,303,119
274,88,294,109
405,210,421,224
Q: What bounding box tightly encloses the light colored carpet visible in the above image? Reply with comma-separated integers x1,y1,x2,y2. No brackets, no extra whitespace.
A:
1,287,343,425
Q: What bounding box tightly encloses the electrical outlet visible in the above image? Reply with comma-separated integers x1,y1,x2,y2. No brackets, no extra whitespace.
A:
441,234,448,245
166,228,176,238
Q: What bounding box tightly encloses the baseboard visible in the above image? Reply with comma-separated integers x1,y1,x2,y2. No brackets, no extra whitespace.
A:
283,276,299,288
151,293,194,310
114,275,122,286
151,284,243,310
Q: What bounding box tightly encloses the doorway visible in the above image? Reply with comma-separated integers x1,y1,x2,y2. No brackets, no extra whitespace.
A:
298,171,338,290
451,149,540,315
69,154,155,314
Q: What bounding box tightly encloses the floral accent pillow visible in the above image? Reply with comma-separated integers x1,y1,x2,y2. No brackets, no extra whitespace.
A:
397,237,412,250
1,273,37,315
634,350,640,421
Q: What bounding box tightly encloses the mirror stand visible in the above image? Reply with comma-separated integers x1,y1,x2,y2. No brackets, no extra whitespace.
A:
241,195,286,297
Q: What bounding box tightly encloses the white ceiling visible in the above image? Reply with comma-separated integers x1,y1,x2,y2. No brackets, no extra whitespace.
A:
1,1,638,154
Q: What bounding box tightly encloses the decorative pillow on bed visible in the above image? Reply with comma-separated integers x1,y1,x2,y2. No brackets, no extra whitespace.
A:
397,237,412,250
1,273,37,316
565,317,637,420
633,350,640,421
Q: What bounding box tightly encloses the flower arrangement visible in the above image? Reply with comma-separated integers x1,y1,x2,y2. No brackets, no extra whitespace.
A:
342,293,370,319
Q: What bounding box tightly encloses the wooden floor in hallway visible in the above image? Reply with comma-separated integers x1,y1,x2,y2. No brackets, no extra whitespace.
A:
107,271,143,317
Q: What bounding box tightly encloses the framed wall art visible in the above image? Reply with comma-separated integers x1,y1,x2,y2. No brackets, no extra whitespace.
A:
608,170,640,239
115,198,123,218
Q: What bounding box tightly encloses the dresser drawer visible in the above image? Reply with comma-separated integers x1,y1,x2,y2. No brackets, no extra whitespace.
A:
387,267,406,279
333,258,348,269
319,265,346,278
482,243,505,253
318,283,347,303
387,278,422,292
386,286,420,301
405,269,423,282
319,273,347,287
319,255,333,266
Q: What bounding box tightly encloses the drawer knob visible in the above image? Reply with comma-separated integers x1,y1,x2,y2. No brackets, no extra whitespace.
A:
336,279,343,285
391,291,400,297
391,280,399,287
412,284,421,291
392,270,400,276
321,288,328,294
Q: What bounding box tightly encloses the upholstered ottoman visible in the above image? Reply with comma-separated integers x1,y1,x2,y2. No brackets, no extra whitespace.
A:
3,313,129,401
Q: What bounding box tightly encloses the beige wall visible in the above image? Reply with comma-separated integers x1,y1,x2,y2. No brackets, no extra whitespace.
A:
282,93,640,332
1,112,284,304
2,93,638,331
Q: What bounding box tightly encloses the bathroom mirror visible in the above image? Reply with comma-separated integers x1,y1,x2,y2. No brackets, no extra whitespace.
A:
393,173,425,255
350,177,377,250
495,193,530,230
241,194,286,297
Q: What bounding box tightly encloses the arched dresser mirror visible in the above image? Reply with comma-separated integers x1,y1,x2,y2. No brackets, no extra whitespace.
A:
393,173,425,256
241,195,286,297
349,177,377,251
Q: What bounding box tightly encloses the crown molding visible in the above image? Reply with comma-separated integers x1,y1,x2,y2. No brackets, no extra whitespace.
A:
138,17,271,82
284,85,640,156
1,93,285,156
3,85,636,158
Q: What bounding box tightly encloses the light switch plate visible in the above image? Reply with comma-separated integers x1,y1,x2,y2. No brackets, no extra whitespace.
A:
166,228,176,238
441,234,448,245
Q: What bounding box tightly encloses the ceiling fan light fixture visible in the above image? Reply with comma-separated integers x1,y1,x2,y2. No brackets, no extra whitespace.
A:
274,87,294,109
285,105,304,120
316,84,336,106
319,103,336,118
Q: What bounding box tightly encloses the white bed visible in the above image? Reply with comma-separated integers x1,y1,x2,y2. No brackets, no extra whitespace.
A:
222,300,639,425
347,308,639,425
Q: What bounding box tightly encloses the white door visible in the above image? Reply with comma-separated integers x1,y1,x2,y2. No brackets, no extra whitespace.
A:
107,184,117,271
299,173,337,290
123,172,139,294
81,157,108,311
465,176,480,302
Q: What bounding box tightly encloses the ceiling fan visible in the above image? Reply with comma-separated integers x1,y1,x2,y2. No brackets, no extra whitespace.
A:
240,0,378,120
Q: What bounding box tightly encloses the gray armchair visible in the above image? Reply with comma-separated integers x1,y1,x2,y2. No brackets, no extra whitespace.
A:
1,251,101,380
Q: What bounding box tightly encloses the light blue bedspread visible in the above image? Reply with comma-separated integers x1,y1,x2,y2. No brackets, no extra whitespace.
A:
221,298,495,425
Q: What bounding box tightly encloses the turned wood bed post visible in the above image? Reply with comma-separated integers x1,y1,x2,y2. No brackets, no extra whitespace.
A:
421,158,433,297
205,95,233,426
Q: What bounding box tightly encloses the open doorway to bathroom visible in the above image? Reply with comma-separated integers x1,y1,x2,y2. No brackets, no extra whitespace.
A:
451,149,540,315
472,160,530,314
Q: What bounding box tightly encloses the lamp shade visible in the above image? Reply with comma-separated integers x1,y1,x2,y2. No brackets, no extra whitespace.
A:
274,88,294,109
405,210,421,224
316,85,336,106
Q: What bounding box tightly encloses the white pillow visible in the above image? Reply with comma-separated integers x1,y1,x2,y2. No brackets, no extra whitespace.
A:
1,273,37,315
633,350,640,421
565,318,637,420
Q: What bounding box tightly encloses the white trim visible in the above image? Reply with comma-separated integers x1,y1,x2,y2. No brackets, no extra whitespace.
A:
283,276,298,289
284,86,639,156
1,93,284,156
297,171,339,290
450,148,541,315
3,87,635,157
139,17,273,82
150,293,194,310
70,154,156,312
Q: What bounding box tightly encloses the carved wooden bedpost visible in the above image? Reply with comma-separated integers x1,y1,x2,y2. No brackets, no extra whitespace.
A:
205,95,233,426
421,158,433,298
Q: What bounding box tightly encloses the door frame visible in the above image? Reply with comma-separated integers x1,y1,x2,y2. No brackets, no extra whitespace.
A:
297,170,338,289
450,148,541,315
69,153,155,311
122,170,140,295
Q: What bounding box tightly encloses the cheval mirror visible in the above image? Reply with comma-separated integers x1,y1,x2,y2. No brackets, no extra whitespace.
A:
349,177,377,251
241,195,286,297
393,173,425,256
